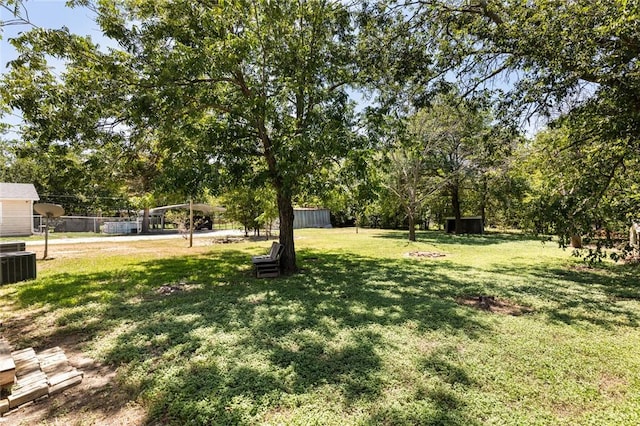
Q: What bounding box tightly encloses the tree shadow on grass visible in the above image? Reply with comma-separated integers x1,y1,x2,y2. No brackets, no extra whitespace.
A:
373,230,549,247
483,263,640,329
361,345,482,426
266,328,384,405
9,249,496,424
10,245,640,424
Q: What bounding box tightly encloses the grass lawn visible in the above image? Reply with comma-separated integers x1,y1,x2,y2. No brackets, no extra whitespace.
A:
1,228,639,425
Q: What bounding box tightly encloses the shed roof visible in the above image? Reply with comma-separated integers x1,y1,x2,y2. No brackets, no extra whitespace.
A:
0,183,40,201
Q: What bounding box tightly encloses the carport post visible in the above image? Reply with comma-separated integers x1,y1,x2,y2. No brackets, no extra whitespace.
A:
189,199,194,248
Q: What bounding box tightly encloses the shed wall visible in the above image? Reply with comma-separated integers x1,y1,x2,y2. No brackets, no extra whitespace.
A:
293,209,331,229
0,200,34,236
444,217,484,234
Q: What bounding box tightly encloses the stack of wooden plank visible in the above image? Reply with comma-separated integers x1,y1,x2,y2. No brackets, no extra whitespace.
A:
0,341,83,416
7,348,48,410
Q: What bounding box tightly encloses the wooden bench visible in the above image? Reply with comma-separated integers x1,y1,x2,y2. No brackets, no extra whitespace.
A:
252,242,284,278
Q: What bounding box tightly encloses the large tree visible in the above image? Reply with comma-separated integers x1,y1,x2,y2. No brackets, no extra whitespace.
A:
95,0,359,273
383,149,433,241
0,8,146,213
2,0,361,273
408,94,506,233
522,123,640,247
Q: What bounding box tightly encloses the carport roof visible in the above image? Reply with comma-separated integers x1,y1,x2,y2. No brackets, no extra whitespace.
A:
148,203,226,215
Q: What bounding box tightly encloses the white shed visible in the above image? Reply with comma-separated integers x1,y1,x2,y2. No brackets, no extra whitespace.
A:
0,183,40,237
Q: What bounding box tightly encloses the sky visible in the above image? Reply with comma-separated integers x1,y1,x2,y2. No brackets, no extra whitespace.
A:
1,1,107,69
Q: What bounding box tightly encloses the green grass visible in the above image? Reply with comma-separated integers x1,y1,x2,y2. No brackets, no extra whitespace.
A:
2,228,640,425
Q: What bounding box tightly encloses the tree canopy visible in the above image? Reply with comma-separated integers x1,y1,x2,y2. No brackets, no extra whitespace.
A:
362,0,640,241
2,0,640,261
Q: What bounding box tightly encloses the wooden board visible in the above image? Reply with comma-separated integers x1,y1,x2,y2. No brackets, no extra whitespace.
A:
38,348,70,375
12,348,40,379
0,398,8,415
48,369,83,395
10,347,35,361
14,359,40,377
14,371,47,389
256,263,280,278
38,348,67,363
49,374,83,396
41,360,72,376
0,356,15,373
0,368,15,387
48,369,83,387
37,347,64,358
7,380,48,408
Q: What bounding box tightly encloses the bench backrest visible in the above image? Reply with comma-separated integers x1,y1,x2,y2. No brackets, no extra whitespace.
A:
267,242,281,259
274,243,284,260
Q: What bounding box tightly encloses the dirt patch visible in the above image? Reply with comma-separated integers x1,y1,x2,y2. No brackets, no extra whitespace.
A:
456,295,533,316
155,282,201,295
211,236,247,244
0,307,146,425
598,373,628,400
406,251,446,259
568,264,594,272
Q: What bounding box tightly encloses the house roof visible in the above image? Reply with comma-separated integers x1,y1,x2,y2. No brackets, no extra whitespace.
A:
0,183,40,201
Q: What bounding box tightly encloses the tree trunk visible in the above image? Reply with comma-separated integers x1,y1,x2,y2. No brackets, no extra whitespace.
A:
142,206,150,233
451,184,462,234
260,123,296,273
408,214,416,241
189,198,194,248
570,234,582,248
480,176,487,227
277,191,297,274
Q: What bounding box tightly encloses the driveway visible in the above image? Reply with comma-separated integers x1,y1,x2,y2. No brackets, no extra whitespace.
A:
26,229,246,245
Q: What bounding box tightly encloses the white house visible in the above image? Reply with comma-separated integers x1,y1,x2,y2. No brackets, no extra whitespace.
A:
0,183,40,237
